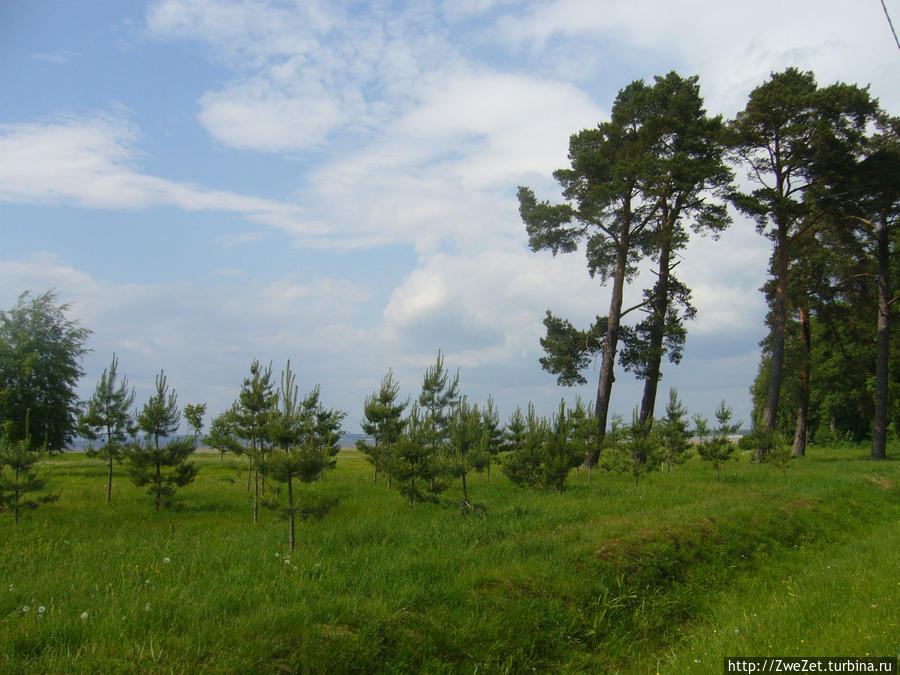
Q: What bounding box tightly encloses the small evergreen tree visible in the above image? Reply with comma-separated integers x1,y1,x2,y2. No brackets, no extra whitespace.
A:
660,388,691,471
542,400,583,491
768,432,794,477
447,397,489,508
696,400,741,480
418,350,459,494
262,361,342,551
232,360,277,522
393,406,434,507
0,414,56,523
357,369,407,485
502,403,546,488
123,370,197,509
480,396,503,481
79,353,136,503
603,409,663,487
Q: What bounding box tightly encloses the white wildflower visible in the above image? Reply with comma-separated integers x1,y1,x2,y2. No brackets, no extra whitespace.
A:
163,557,170,564
22,605,30,613
80,611,88,620
38,606,46,614
144,604,151,612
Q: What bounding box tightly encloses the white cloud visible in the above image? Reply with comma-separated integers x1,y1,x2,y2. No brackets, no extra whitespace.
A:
0,253,374,423
0,115,332,237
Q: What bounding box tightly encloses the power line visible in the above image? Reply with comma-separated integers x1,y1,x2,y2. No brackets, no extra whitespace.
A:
881,0,900,51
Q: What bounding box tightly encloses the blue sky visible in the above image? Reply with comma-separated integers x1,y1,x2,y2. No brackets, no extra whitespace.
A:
1,0,898,433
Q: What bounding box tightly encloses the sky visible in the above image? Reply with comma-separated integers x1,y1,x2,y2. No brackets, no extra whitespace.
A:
1,0,898,435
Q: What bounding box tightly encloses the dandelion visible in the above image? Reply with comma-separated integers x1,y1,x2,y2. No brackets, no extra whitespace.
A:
871,604,877,609
694,659,701,664
145,579,150,585
22,605,30,613
38,606,46,614
144,604,151,612
80,611,88,620
275,553,280,558
163,557,170,564
293,566,298,571
8,584,13,592
284,558,291,565
734,628,740,634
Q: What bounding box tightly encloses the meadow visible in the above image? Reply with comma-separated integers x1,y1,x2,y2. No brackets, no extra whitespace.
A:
1,445,898,674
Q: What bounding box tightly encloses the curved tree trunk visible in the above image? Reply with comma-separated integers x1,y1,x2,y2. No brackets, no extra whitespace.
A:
591,224,630,465
638,226,673,427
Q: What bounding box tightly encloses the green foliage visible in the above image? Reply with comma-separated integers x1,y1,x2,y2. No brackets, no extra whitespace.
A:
417,350,459,494
446,397,489,507
124,370,197,509
480,396,503,479
601,410,663,487
768,433,794,477
78,353,136,502
183,403,206,438
696,401,741,480
0,418,56,522
541,400,583,492
357,369,407,484
203,409,243,462
392,406,435,507
659,388,691,471
0,290,91,451
501,403,545,488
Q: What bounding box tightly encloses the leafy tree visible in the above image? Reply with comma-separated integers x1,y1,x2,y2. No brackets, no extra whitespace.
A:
728,68,875,441
696,401,741,480
659,388,691,471
0,290,91,451
123,370,197,509
79,353,136,503
417,350,459,493
204,409,243,463
183,403,206,439
357,369,407,485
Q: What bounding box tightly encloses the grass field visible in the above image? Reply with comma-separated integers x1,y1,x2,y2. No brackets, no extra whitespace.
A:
1,444,899,673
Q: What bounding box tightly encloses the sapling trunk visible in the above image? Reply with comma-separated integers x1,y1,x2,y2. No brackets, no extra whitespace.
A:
288,475,295,552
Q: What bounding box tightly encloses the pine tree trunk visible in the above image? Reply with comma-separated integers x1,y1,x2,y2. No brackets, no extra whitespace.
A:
155,460,161,510
872,218,890,460
461,472,468,506
592,221,630,465
288,475,295,552
639,218,672,427
107,455,113,503
761,225,790,450
792,306,811,457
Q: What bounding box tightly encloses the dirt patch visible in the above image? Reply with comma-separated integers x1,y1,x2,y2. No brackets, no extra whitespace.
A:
866,476,895,490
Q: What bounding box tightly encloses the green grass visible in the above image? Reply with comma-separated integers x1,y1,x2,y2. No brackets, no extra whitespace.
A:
1,445,899,673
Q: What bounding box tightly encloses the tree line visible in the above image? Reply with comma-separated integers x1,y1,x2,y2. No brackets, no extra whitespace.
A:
519,68,898,462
